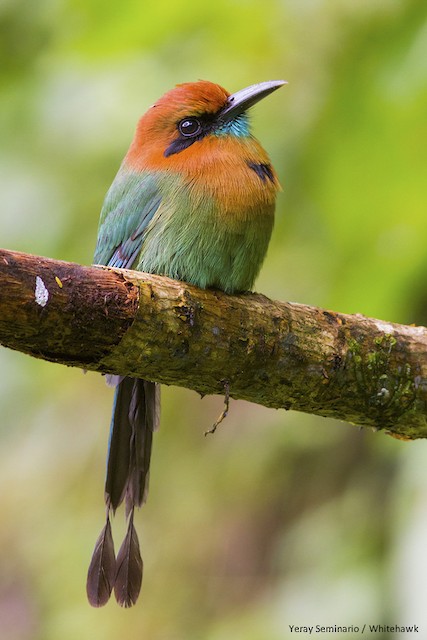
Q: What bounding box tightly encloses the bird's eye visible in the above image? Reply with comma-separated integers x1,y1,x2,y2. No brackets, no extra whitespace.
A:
178,118,202,137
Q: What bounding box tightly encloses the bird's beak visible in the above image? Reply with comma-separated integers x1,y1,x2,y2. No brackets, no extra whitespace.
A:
218,80,287,122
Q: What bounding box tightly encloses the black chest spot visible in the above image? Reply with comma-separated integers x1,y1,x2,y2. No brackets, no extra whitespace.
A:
247,162,275,183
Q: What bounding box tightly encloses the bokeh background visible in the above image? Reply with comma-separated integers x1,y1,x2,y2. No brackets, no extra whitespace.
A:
1,1,427,638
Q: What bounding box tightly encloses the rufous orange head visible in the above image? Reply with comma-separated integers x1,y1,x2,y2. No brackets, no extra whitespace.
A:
125,79,286,171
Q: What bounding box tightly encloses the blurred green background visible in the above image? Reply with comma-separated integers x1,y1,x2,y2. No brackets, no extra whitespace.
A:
1,1,427,638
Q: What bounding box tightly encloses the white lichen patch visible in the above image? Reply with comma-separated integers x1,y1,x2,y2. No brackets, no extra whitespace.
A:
35,276,49,307
375,321,395,334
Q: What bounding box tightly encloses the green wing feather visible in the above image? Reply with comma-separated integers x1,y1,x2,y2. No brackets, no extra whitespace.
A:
94,169,162,269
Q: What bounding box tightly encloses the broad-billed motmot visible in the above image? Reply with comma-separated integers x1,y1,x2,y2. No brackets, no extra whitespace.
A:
87,79,285,607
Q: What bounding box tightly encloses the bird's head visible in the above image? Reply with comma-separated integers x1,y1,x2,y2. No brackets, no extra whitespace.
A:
125,80,286,171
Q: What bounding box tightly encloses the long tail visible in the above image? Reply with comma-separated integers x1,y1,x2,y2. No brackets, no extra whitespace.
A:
87,377,160,608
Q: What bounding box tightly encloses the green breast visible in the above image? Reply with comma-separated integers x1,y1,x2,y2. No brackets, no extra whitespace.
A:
136,173,274,293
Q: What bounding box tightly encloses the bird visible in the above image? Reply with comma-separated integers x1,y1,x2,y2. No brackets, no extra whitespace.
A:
86,79,285,608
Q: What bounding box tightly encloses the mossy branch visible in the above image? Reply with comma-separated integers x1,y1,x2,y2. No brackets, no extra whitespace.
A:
1,248,426,439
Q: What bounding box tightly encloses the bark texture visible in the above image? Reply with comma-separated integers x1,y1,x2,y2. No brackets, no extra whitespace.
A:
1,248,426,439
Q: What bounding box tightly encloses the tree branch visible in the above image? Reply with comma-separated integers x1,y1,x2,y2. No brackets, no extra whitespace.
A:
1,248,426,439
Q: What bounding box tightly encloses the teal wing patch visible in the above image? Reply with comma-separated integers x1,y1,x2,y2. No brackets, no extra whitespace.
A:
94,170,162,269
